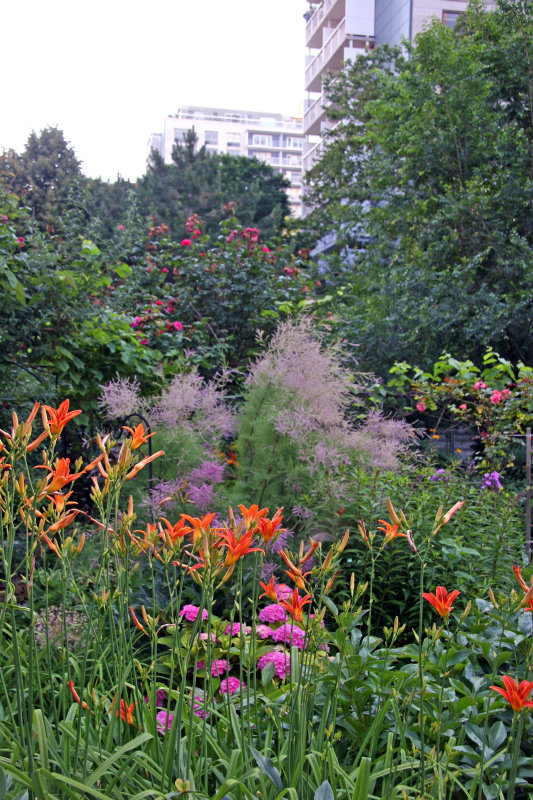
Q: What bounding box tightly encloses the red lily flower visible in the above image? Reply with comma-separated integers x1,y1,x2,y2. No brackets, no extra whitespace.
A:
278,588,311,623
491,676,533,713
422,586,460,618
42,400,82,436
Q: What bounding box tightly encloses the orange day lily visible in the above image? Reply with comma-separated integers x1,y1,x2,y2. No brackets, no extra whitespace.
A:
124,450,165,481
423,586,460,618
216,528,264,567
491,676,533,713
42,400,82,436
67,680,89,710
278,588,311,623
279,548,311,590
512,565,533,612
377,519,407,544
37,458,84,494
159,517,191,546
259,576,278,601
118,699,135,725
122,423,155,450
238,504,268,531
257,508,284,543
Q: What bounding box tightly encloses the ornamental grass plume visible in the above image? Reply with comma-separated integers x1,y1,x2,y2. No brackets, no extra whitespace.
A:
98,375,141,419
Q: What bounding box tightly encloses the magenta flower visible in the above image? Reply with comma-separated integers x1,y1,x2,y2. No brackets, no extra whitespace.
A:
256,624,274,639
192,690,210,718
179,604,208,622
472,381,488,391
139,338,148,345
118,224,124,231
258,604,289,624
257,651,290,680
162,268,169,274
210,659,230,677
224,622,251,636
490,390,503,404
416,401,426,412
181,238,192,247
155,299,163,306
272,623,306,649
17,237,24,248
219,677,246,695
156,710,173,733
262,246,270,253
173,321,183,331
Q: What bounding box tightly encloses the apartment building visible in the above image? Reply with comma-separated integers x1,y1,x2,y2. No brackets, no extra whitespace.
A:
303,0,481,180
148,106,304,217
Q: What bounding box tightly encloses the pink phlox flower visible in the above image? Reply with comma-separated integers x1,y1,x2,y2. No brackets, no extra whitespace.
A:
173,321,183,331
257,651,290,680
156,710,173,733
275,584,294,601
224,622,251,636
272,623,306,649
179,604,208,622
192,690,209,718
258,604,289,624
219,677,246,695
256,624,274,639
199,632,217,642
181,238,192,246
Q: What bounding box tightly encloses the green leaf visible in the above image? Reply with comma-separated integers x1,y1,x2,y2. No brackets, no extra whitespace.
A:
322,596,339,617
249,746,282,793
261,661,276,685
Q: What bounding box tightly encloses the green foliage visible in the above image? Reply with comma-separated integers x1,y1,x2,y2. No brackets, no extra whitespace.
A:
304,0,533,374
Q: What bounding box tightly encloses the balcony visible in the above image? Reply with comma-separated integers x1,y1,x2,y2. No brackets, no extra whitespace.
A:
305,0,345,48
303,94,334,136
305,18,346,92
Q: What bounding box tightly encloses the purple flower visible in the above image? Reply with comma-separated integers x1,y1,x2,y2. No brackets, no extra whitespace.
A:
257,651,291,680
187,460,225,485
156,710,173,734
219,677,246,695
179,604,208,622
192,690,210,718
210,659,230,677
259,605,289,624
429,468,452,483
481,471,503,491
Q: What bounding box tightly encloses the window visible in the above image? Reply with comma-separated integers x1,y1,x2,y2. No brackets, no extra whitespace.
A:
174,128,188,142
227,132,241,144
442,10,463,27
204,131,218,145
283,136,303,149
251,134,272,147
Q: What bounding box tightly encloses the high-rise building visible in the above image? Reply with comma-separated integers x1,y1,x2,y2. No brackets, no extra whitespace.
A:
303,0,490,185
148,106,304,217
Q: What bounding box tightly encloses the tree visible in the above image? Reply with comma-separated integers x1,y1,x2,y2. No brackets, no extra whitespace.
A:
0,127,81,229
305,0,533,374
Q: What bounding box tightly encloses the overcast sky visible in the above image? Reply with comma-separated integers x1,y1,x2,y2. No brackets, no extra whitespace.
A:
2,0,308,181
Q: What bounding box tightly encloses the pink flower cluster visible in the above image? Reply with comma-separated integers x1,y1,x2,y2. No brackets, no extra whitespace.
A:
258,604,289,624
272,623,306,650
257,651,290,680
179,604,208,622
472,381,488,391
416,401,426,413
219,677,246,695
156,710,173,733
224,623,251,636
490,388,511,404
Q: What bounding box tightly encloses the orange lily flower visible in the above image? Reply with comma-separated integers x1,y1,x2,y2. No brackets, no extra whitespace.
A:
44,509,80,534
278,588,311,623
422,586,460,618
238,504,268,531
37,458,83,494
181,512,216,543
159,517,191,545
67,680,89,710
491,676,533,713
377,519,407,544
216,528,264,566
122,423,155,450
442,500,465,524
257,508,284,543
513,565,533,611
125,450,165,481
118,699,135,725
259,576,278,601
42,400,82,436
279,548,311,590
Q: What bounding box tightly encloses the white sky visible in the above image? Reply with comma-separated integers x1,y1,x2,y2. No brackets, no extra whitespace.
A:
2,0,308,182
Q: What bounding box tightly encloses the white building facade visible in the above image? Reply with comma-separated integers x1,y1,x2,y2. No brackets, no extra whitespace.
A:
149,106,304,217
303,0,489,189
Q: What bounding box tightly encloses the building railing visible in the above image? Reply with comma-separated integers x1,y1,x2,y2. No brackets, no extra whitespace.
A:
305,0,342,46
305,18,346,90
